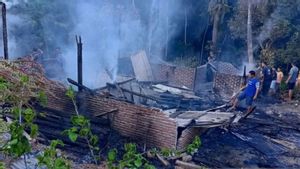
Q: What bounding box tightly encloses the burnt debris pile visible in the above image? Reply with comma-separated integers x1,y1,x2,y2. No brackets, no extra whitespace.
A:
194,102,300,168
3,51,292,168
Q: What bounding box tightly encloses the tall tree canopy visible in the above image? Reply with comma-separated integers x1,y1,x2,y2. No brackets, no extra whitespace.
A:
3,0,300,71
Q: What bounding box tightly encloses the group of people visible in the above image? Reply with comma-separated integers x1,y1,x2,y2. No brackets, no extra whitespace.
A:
231,62,300,113
261,62,299,101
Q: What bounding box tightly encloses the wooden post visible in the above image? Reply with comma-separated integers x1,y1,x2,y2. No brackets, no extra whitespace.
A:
242,65,247,86
1,2,8,60
76,36,83,91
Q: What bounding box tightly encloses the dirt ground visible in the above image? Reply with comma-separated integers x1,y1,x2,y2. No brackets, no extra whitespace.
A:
194,99,300,168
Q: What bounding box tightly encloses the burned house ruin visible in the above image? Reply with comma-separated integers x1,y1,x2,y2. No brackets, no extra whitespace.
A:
0,49,245,152
43,51,244,150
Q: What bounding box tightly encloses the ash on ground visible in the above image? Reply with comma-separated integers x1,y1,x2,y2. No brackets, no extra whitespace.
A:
194,100,300,168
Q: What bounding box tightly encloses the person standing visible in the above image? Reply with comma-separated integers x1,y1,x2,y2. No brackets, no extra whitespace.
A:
297,72,300,87
230,70,260,113
286,63,299,101
261,62,272,96
270,67,277,95
276,67,284,95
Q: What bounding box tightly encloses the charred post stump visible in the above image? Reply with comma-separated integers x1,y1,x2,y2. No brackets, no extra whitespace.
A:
241,65,247,87
76,36,83,91
1,2,8,59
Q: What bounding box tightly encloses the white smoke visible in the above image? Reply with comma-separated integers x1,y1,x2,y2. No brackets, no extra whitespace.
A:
2,0,189,88
62,0,184,88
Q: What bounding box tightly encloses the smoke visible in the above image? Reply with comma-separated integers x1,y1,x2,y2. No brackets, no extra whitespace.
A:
2,0,191,88
62,0,185,88
63,1,144,88
256,2,294,46
256,7,281,45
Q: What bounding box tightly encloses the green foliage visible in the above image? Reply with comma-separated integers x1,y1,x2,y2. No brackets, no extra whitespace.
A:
158,147,181,158
23,108,36,124
186,136,201,155
275,32,300,71
228,0,300,68
38,91,48,107
63,115,98,148
0,162,5,169
37,140,71,169
1,108,38,157
107,148,117,168
3,122,31,157
160,148,172,157
144,164,156,169
8,0,74,53
0,77,9,91
107,143,156,169
108,148,117,162
0,118,9,133
0,67,49,166
66,86,75,100
64,88,99,164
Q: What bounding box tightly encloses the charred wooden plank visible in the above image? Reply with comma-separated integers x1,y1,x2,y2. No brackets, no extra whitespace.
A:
175,160,203,169
94,108,118,117
107,83,159,101
67,78,94,94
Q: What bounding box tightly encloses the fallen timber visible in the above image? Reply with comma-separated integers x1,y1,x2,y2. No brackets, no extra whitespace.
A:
0,60,259,167
106,82,202,110
67,78,94,94
104,77,255,129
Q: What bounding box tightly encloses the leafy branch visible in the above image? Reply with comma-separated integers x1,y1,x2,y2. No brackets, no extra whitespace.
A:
64,86,99,164
186,136,201,155
0,73,44,169
37,139,71,169
107,143,156,169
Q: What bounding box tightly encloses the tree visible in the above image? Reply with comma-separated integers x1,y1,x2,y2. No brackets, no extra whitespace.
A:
228,0,275,63
247,0,254,63
208,0,229,59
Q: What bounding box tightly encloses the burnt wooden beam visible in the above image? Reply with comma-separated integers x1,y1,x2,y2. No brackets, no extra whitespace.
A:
175,160,203,169
95,78,136,91
106,83,159,101
116,77,136,85
67,78,94,94
114,82,126,99
76,36,83,91
1,2,8,59
138,80,168,84
94,108,118,117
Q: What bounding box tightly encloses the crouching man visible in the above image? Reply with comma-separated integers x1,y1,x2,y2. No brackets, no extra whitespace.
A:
230,70,260,113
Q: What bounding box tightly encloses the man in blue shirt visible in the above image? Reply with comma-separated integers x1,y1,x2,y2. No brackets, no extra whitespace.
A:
230,70,260,112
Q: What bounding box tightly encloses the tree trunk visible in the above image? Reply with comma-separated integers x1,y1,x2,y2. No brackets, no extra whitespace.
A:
184,6,187,57
211,7,220,58
148,0,155,58
247,1,254,63
184,6,187,45
165,1,169,58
